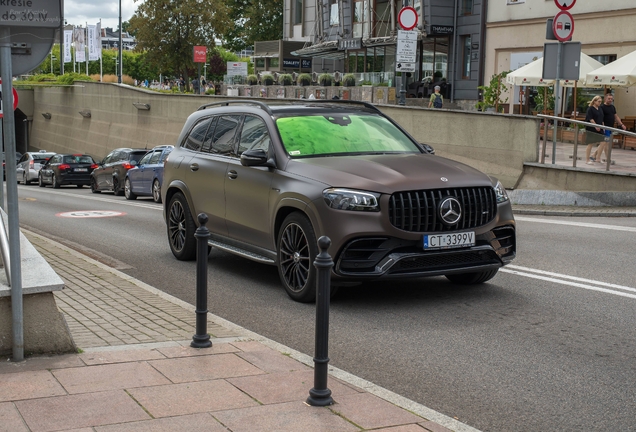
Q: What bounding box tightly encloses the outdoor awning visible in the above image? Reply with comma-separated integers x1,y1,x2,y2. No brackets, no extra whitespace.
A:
252,53,279,59
506,53,604,88
586,49,636,86
291,40,338,57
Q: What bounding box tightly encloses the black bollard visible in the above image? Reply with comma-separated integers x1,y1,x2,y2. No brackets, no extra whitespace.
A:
191,213,212,348
307,236,334,406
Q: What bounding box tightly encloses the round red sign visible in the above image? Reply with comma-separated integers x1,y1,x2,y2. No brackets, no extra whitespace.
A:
398,6,418,31
554,0,576,10
0,78,19,118
552,10,574,42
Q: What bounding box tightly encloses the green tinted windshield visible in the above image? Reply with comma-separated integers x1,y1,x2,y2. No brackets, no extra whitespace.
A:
275,114,420,157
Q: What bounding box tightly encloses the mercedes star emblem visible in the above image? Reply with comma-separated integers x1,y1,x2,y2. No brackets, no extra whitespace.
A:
440,177,448,182
439,197,462,225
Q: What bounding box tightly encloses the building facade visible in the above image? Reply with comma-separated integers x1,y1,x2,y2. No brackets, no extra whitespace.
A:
280,0,486,106
485,1,636,115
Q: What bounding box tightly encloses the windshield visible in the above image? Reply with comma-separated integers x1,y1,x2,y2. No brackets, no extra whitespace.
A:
275,113,421,158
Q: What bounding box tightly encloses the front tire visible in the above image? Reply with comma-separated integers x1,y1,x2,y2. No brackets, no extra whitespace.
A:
113,177,124,196
90,177,101,193
52,175,60,188
152,179,162,203
167,192,197,261
22,173,29,185
124,178,137,200
38,174,45,187
445,269,499,285
277,213,318,303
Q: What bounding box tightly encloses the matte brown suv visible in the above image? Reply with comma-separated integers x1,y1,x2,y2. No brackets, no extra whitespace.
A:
163,101,516,302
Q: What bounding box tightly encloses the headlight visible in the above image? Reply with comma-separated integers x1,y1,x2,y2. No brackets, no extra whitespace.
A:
323,188,380,211
494,181,509,203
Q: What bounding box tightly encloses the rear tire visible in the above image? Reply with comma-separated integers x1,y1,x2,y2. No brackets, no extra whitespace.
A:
90,178,101,193
52,175,60,189
113,177,124,196
445,269,499,285
277,213,318,303
152,179,162,203
167,192,197,261
38,174,45,187
22,173,29,185
124,178,137,200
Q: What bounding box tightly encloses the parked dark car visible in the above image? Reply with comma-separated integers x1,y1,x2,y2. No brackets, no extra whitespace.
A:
38,154,97,188
2,151,23,180
91,148,147,195
16,150,56,184
162,100,516,302
124,145,174,202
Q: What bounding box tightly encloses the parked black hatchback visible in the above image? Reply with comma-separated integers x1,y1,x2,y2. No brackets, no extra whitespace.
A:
38,154,97,188
91,148,147,195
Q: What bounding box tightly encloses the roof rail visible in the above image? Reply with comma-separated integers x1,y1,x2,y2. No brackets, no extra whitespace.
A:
301,99,382,113
197,100,274,116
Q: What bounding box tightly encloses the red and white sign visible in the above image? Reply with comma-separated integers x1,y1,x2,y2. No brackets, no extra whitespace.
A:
398,6,418,31
193,46,207,63
0,78,19,119
554,0,576,10
552,10,574,42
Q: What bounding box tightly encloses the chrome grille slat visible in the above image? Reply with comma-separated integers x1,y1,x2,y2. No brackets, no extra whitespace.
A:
388,187,497,233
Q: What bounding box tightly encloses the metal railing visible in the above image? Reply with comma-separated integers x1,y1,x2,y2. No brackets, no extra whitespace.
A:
0,211,10,286
538,114,636,172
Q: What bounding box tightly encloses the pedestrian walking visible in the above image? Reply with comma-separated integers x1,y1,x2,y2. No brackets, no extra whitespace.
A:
585,96,605,165
592,93,627,163
428,86,443,109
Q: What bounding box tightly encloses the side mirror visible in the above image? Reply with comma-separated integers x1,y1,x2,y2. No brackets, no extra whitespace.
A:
240,148,275,167
420,143,435,155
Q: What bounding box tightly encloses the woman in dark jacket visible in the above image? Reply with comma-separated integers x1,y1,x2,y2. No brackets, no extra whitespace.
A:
585,95,604,164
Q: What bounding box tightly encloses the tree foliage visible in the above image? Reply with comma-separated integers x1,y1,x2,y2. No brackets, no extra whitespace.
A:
224,0,283,52
129,0,232,82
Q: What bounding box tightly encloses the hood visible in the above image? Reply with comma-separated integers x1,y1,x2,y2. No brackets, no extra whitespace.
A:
285,153,493,194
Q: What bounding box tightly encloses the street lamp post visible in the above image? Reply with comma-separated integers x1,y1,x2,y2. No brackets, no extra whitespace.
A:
118,0,122,84
50,53,56,74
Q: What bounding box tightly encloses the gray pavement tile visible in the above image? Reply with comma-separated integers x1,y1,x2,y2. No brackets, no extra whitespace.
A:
418,421,455,432
212,400,360,432
0,370,67,402
127,379,258,418
79,348,167,365
230,340,271,352
94,413,226,432
329,392,424,430
227,370,360,405
372,426,429,432
148,353,264,383
0,354,84,374
14,390,149,432
52,362,171,394
237,349,312,374
155,342,239,359
0,402,29,432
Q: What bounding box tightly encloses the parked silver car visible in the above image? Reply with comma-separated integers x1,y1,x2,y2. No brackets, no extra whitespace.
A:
16,150,56,184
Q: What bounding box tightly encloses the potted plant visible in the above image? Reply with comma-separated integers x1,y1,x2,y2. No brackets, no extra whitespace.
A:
318,73,333,86
475,71,510,113
246,74,258,85
279,73,293,86
262,74,274,86
297,73,311,86
343,73,356,87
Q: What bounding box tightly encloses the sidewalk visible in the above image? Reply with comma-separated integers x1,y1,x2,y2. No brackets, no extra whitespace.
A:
0,231,470,432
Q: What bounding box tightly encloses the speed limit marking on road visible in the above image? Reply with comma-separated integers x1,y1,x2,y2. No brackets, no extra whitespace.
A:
56,210,127,218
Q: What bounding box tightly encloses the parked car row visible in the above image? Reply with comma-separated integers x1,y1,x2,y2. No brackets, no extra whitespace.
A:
15,146,173,201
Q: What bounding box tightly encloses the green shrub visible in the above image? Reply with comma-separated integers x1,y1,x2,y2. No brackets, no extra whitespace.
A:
262,74,274,85
343,73,356,87
247,74,258,85
297,73,311,86
318,73,333,86
279,73,293,85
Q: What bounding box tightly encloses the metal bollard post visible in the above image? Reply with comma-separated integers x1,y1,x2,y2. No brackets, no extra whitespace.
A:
307,236,334,406
191,213,212,348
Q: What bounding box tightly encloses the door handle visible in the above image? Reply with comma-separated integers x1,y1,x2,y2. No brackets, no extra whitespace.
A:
189,163,199,171
228,170,238,179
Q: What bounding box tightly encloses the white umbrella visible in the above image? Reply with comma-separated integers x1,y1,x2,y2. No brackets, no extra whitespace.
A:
586,49,636,86
562,53,604,88
506,58,554,87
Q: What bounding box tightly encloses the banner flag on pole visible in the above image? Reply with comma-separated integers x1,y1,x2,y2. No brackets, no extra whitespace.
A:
88,25,98,61
74,27,86,62
64,30,73,63
95,22,102,59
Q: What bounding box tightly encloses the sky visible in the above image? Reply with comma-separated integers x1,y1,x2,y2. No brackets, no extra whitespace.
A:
64,0,138,30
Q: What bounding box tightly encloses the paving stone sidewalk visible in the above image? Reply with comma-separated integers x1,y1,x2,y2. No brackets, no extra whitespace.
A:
0,230,473,432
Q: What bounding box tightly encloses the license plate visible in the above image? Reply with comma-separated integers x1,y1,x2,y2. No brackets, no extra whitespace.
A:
74,168,87,172
423,232,475,250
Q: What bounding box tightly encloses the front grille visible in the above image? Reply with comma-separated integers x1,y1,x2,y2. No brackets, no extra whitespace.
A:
389,249,500,274
388,187,497,232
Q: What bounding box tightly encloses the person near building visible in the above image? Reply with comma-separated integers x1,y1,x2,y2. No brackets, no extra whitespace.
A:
585,95,605,165
428,86,443,109
591,93,627,163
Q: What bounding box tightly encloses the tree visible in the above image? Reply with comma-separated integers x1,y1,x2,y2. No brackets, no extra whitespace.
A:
224,0,282,53
129,0,232,84
119,20,135,37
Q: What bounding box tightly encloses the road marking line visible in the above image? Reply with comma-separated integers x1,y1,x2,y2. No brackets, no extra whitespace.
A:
515,216,636,232
20,189,162,210
501,268,636,300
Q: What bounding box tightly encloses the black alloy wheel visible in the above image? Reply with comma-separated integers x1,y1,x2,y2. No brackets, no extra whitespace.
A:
113,177,124,196
124,178,137,200
38,174,45,187
167,192,197,261
152,179,162,203
52,175,60,189
90,177,101,193
277,213,318,303
445,269,499,285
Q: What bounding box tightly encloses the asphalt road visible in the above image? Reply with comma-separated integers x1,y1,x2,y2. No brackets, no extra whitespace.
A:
14,184,636,432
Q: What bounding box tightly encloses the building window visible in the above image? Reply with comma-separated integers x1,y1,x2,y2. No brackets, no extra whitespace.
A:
330,1,339,26
255,58,265,68
270,58,279,68
589,54,616,65
294,0,303,25
461,35,471,79
353,0,369,38
462,0,472,15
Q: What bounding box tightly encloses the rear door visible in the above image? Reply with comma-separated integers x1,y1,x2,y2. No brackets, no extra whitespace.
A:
129,151,152,194
143,150,162,193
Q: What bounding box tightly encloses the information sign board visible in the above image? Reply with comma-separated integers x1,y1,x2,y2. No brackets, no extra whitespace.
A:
397,30,418,63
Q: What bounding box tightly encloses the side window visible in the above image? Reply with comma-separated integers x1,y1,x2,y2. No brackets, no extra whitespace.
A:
149,151,162,164
18,154,27,163
211,115,241,156
201,117,218,153
51,155,61,164
184,118,211,152
238,116,271,155
160,148,173,162
138,152,153,165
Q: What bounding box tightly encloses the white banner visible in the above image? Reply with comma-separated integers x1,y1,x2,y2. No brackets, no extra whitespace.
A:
88,25,98,61
74,27,86,62
63,30,72,63
95,22,102,59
